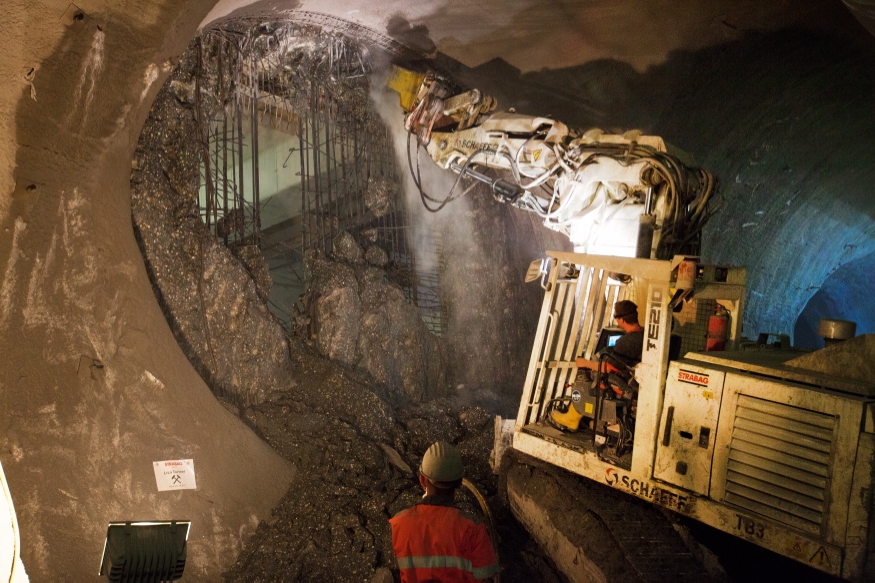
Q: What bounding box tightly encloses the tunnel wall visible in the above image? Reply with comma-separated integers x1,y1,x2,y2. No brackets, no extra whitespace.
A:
0,1,297,579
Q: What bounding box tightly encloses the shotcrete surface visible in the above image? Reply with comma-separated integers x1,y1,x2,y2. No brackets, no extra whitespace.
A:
0,1,296,579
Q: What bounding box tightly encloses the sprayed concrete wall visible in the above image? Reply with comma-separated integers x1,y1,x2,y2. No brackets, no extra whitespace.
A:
0,1,298,579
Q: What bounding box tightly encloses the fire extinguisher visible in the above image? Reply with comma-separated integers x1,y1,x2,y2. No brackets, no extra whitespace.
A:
706,304,729,352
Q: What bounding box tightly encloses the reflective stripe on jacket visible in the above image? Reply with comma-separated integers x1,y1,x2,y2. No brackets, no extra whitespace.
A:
390,498,499,582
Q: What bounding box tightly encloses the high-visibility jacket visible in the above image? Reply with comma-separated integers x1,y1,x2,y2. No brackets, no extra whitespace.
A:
390,496,500,582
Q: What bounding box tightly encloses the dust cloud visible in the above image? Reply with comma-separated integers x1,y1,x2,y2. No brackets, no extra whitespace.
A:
368,64,515,410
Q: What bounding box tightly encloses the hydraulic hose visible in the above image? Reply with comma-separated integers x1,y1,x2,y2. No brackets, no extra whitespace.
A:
406,127,718,257
407,132,500,213
462,478,500,582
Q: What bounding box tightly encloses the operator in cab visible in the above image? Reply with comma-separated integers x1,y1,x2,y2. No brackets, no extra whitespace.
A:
389,442,500,582
549,300,643,431
582,300,644,370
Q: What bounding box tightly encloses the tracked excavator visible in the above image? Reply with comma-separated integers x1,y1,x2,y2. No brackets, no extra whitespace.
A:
389,66,875,581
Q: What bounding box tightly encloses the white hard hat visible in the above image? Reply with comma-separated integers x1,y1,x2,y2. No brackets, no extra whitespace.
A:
420,441,464,485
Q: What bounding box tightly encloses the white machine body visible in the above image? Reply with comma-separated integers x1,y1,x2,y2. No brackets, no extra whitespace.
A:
0,461,28,582
513,251,875,580
423,115,669,257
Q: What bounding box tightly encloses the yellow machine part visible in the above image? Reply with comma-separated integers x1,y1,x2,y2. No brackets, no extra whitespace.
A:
386,66,425,112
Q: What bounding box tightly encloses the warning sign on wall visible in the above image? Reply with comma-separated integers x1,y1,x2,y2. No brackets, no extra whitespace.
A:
153,459,197,491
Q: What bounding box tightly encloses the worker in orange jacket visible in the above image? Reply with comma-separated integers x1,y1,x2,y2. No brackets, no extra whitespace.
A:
389,441,500,582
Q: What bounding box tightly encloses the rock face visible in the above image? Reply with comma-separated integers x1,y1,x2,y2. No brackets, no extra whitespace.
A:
333,231,365,264
315,285,362,366
365,175,395,218
307,246,450,404
131,52,297,407
231,245,272,302
365,245,389,267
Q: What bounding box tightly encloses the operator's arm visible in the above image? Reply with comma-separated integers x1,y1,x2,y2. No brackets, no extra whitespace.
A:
575,356,600,371
576,356,620,374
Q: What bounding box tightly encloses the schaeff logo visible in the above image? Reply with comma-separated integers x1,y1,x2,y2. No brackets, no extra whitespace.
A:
604,468,689,511
678,370,709,386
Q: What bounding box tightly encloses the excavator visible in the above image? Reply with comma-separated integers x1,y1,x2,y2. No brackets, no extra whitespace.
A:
389,66,875,581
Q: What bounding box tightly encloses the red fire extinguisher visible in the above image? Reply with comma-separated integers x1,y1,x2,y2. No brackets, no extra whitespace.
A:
706,304,729,352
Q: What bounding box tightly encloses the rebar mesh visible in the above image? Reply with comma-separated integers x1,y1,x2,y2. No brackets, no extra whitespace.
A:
191,21,444,335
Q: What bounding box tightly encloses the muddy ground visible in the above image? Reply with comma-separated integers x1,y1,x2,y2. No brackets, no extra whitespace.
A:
223,367,566,582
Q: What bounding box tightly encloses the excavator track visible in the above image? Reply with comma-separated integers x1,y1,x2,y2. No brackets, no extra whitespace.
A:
504,451,721,582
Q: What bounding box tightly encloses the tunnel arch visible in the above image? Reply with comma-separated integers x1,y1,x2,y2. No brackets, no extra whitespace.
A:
1,0,875,579
794,251,875,349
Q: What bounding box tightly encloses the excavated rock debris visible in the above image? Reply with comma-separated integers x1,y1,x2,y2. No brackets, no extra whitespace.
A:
365,175,395,218
306,246,449,404
231,245,273,302
365,245,389,267
131,48,300,407
333,231,365,264
226,393,567,582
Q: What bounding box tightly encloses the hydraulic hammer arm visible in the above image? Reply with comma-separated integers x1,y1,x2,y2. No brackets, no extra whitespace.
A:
387,66,719,260
387,67,497,144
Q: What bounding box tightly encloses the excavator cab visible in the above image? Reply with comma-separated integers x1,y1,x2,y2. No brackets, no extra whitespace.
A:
545,347,639,463
514,251,745,475
513,252,875,581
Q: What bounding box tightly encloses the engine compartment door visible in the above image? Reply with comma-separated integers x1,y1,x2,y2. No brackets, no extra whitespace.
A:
654,361,726,495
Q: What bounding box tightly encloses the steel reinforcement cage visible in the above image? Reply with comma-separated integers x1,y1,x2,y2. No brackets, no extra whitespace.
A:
191,22,444,334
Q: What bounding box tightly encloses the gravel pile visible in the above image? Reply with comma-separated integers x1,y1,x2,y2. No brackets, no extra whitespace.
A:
225,386,565,582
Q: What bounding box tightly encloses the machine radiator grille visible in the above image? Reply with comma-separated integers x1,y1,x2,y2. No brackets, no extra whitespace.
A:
724,394,835,535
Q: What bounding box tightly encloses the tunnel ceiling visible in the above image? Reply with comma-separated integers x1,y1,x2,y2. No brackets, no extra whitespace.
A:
202,0,862,71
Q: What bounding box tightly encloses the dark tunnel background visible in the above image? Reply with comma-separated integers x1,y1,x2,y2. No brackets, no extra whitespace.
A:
795,252,875,349
428,3,875,346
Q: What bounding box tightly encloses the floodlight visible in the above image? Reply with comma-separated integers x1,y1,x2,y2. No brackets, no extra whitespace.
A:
98,520,190,582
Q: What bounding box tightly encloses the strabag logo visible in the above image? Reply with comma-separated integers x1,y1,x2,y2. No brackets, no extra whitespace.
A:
646,288,663,352
604,468,689,512
678,370,709,386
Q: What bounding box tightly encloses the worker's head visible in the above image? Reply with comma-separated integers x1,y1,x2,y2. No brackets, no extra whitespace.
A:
613,300,639,328
419,441,464,494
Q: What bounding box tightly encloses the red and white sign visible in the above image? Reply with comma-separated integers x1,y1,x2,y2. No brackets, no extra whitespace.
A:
678,369,710,386
153,459,197,491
